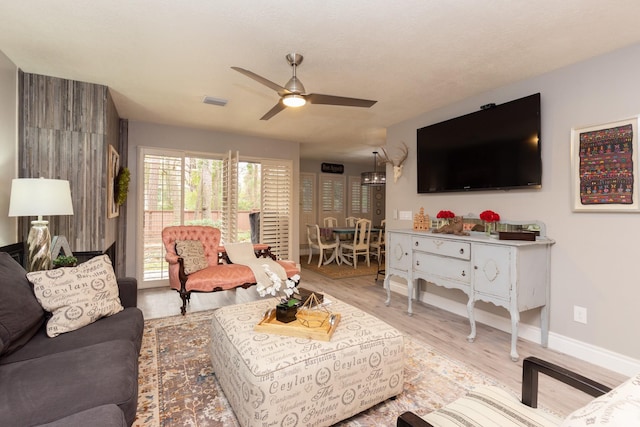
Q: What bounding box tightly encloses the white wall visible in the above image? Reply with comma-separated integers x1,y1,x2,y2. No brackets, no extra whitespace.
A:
387,43,640,369
0,51,17,245
125,121,300,282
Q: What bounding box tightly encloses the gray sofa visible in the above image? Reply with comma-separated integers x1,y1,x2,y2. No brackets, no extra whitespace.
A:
0,252,144,426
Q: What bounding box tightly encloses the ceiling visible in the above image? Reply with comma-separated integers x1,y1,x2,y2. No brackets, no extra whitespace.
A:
3,1,640,163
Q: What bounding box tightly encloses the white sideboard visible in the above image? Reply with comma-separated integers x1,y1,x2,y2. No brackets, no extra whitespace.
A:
384,229,555,361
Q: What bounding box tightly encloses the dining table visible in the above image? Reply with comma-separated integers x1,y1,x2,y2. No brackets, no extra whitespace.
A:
319,226,380,266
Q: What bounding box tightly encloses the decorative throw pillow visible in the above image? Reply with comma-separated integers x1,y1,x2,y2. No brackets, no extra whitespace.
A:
26,255,124,337
561,371,640,426
175,240,208,274
0,252,45,356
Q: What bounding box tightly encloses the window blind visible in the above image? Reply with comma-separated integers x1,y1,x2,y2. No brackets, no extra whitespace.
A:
261,160,292,259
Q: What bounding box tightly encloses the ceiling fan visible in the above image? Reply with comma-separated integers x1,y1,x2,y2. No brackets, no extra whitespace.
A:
231,53,377,120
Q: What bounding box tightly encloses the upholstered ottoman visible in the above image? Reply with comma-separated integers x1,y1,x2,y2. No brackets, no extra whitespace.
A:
209,295,404,427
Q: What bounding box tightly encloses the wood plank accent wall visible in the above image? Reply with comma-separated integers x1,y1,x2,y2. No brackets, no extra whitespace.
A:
18,72,127,274
116,120,128,276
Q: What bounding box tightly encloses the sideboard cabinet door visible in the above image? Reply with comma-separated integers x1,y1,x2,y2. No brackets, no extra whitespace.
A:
387,232,411,273
385,231,415,314
473,245,512,304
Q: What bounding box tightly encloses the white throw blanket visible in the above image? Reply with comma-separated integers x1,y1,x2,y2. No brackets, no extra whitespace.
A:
223,242,287,286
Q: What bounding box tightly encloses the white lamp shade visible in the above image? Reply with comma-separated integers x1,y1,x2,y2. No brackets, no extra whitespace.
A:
9,178,74,217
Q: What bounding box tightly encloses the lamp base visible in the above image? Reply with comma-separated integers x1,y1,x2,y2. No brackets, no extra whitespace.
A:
27,220,51,272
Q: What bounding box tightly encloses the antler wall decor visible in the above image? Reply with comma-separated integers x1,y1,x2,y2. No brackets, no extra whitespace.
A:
379,142,409,183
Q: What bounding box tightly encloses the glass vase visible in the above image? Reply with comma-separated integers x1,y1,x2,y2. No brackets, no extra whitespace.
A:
484,222,493,236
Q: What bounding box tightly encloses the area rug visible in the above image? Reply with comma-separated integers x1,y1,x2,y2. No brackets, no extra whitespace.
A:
301,255,381,279
133,309,513,426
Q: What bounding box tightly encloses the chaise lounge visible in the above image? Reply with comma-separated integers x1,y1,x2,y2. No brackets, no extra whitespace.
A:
162,225,299,314
397,356,640,426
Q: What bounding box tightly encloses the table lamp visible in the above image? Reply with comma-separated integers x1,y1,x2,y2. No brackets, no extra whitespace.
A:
8,178,74,271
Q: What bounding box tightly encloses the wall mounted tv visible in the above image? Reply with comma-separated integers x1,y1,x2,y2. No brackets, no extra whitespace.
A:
417,93,541,193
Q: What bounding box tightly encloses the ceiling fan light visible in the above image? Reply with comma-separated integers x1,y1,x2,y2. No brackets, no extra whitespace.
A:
282,94,306,107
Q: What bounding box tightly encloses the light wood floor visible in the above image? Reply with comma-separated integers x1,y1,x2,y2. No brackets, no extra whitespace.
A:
138,266,626,418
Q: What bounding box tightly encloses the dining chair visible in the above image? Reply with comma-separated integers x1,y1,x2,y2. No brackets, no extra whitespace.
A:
370,219,385,261
370,219,385,244
370,220,386,279
345,216,358,227
343,216,359,241
306,224,340,267
340,218,371,268
323,217,338,228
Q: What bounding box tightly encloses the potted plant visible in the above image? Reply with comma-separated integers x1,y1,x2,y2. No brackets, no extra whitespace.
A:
52,255,78,268
275,299,300,323
258,266,301,323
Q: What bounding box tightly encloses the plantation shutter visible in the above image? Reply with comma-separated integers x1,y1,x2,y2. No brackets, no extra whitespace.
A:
300,173,316,225
320,174,345,222
142,151,183,282
347,176,366,217
261,160,292,259
361,185,371,215
221,150,239,244
360,178,371,215
301,175,314,213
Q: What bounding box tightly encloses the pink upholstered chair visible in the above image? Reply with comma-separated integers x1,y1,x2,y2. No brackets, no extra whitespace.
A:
162,225,299,314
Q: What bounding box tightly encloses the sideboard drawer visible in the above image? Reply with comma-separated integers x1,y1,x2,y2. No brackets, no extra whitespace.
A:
414,252,472,284
412,237,471,260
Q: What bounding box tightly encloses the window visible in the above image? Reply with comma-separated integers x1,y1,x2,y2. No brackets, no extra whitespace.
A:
142,153,182,282
139,148,292,285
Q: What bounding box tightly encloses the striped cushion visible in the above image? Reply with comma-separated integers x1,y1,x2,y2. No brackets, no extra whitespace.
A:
421,386,563,427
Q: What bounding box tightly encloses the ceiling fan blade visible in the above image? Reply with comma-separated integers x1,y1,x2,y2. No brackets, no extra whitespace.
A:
260,101,286,120
231,67,286,93
306,93,377,108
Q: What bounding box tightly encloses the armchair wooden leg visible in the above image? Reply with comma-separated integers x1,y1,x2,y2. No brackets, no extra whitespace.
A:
177,287,191,315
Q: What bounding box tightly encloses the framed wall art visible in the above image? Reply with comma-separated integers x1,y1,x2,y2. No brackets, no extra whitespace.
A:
571,117,640,212
107,145,120,218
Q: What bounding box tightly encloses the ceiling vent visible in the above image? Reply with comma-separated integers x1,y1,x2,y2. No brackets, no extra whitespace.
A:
202,96,228,106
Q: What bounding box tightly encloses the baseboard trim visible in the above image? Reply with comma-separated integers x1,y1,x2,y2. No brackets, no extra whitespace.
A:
387,281,640,377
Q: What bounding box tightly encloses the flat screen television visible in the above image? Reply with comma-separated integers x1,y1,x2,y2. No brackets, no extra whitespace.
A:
417,93,541,193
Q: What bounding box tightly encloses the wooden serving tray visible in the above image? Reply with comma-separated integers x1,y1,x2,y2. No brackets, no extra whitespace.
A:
254,309,340,341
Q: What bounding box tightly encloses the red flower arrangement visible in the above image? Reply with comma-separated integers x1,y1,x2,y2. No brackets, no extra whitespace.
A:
479,210,500,223
436,210,455,219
